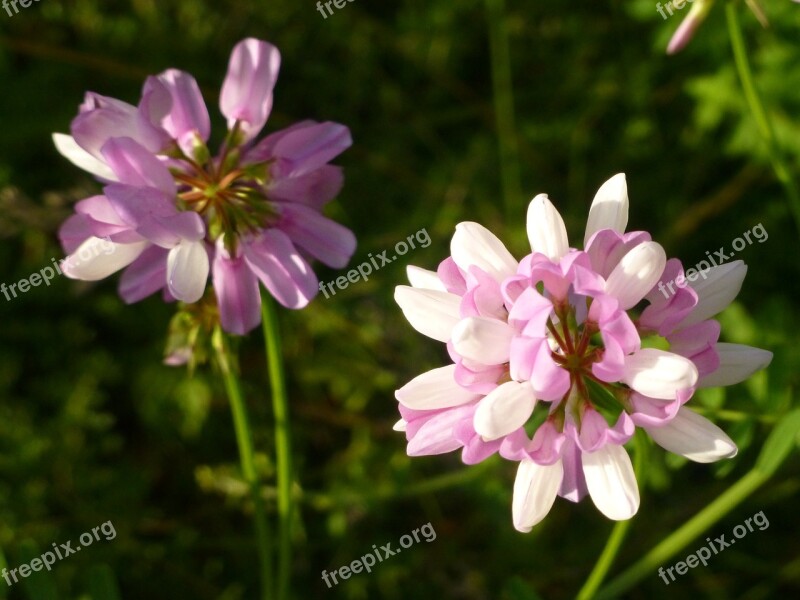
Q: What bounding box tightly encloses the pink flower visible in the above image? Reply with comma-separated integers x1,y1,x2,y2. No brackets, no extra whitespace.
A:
394,174,772,531
55,38,356,334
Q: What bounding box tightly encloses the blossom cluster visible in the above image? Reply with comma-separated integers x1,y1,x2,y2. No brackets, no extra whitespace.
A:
54,38,356,335
394,174,773,531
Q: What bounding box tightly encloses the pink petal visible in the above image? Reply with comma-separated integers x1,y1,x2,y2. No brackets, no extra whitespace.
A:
220,38,281,142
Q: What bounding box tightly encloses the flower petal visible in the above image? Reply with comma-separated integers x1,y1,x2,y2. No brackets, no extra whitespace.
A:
582,444,639,520
62,238,149,281
242,230,318,309
52,133,118,181
220,38,280,141
269,121,352,175
646,407,737,463
150,69,211,155
406,265,446,291
473,381,536,441
697,343,773,388
450,222,518,283
584,173,628,246
406,403,474,456
166,239,209,302
394,286,461,342
622,348,698,399
118,245,168,303
605,241,666,310
512,459,563,532
527,193,569,261
101,137,176,194
678,261,747,328
452,316,515,365
276,203,355,269
395,365,479,410
213,248,262,335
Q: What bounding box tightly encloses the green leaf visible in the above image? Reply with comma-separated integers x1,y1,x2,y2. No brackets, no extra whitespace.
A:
755,409,800,476
16,540,59,600
85,564,122,600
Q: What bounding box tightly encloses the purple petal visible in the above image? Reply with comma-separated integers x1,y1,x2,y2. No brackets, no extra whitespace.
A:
119,245,169,303
266,122,351,175
59,213,93,254
557,436,588,502
148,70,211,155
276,203,356,269
220,38,281,141
101,137,176,194
71,93,170,160
266,165,344,209
242,229,318,309
213,246,262,335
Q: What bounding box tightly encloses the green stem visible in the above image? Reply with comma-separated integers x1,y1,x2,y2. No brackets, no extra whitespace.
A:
262,298,293,600
213,329,273,600
726,0,800,232
576,432,647,600
485,0,522,219
595,468,769,599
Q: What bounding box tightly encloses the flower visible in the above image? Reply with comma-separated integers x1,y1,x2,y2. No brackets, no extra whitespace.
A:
394,174,772,531
54,38,356,334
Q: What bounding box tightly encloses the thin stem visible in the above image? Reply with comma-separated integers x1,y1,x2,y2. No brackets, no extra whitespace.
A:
725,0,800,232
576,431,647,600
212,329,273,600
595,468,769,599
484,0,522,219
262,298,293,600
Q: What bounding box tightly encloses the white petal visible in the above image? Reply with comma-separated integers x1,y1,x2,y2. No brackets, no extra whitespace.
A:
646,407,737,463
582,444,639,520
52,133,118,181
584,173,629,246
679,261,747,328
605,241,666,310
623,348,698,399
392,419,407,432
395,364,478,410
406,265,446,291
527,194,569,262
473,380,536,440
62,238,148,281
698,343,773,388
512,459,563,532
450,222,518,283
394,285,461,342
167,239,209,302
452,316,515,364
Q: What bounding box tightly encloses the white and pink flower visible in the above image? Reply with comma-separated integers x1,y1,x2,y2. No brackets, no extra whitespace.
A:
394,174,772,531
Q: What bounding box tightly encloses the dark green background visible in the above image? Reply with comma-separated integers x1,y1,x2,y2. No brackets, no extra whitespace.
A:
1,1,799,598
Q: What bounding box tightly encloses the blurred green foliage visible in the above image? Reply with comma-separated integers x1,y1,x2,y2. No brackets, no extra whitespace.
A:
1,0,799,598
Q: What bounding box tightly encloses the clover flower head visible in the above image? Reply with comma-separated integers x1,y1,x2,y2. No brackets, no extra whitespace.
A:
55,38,356,335
394,174,772,531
